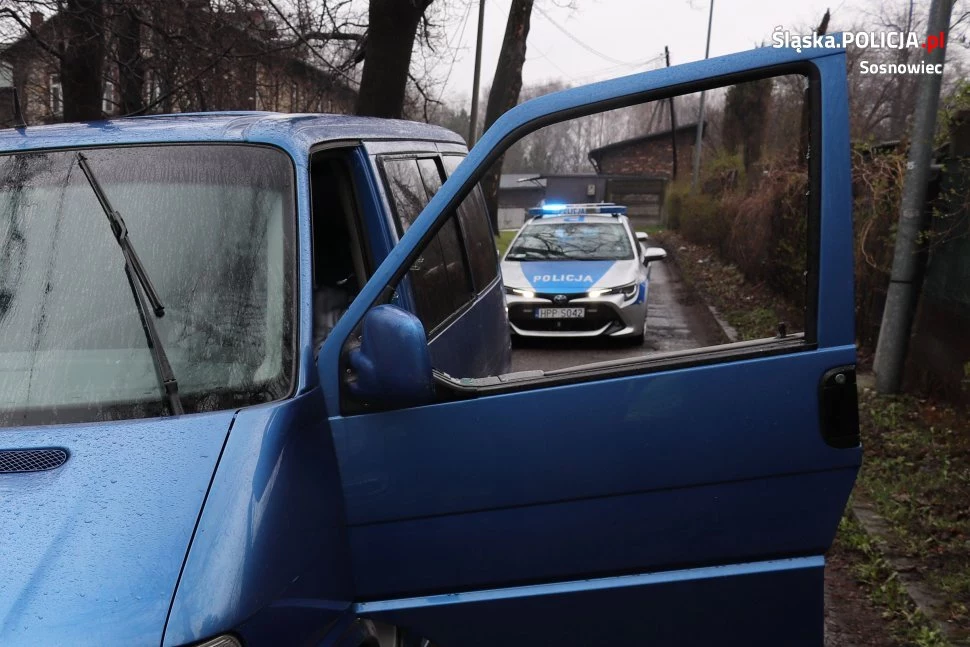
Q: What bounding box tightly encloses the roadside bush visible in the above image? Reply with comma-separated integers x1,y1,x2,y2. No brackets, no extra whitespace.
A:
679,191,729,249
664,180,730,250
663,181,688,230
852,145,905,350
701,151,745,194
668,160,807,304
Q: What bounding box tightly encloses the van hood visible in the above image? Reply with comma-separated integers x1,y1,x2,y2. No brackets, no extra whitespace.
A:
0,411,235,646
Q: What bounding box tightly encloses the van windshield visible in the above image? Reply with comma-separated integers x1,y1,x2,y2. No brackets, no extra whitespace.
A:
0,145,295,427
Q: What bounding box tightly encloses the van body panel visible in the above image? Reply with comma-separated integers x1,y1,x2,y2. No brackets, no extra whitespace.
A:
0,412,234,646
163,392,353,647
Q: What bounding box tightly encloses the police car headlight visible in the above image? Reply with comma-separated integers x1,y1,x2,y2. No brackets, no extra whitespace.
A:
587,283,638,299
504,286,535,298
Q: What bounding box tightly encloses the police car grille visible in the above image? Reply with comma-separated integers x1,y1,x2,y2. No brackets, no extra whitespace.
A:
533,293,582,302
527,319,612,332
508,304,621,332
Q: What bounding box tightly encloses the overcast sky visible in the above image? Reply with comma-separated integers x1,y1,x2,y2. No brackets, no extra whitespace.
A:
432,0,885,105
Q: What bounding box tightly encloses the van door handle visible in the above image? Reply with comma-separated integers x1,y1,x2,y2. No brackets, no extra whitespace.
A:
819,366,860,449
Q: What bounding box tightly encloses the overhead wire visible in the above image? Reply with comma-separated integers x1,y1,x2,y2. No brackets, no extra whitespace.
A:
533,4,648,67
432,0,475,110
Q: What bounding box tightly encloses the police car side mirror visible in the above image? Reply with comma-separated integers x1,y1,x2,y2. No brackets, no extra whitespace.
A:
643,247,667,264
347,305,435,408
635,232,649,243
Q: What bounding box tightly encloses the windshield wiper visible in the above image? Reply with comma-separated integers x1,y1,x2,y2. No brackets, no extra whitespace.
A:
76,152,183,416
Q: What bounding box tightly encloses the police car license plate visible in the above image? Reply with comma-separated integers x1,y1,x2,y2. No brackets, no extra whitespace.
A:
535,307,585,319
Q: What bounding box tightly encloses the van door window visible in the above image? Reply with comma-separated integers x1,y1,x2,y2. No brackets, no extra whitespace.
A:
442,155,498,292
417,158,474,310
381,156,473,331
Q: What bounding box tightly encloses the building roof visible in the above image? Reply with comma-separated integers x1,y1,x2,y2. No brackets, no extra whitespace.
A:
587,122,707,160
500,173,546,190
500,172,668,186
0,111,464,152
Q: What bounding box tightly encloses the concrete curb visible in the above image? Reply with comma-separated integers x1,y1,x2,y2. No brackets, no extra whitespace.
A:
851,372,968,645
706,304,739,343
849,495,968,646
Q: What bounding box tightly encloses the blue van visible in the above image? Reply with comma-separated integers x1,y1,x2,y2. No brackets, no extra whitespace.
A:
0,43,860,647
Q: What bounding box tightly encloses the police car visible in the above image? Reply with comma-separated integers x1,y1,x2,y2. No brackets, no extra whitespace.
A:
501,203,667,344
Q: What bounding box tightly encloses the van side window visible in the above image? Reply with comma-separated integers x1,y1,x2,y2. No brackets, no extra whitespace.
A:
442,155,498,291
416,158,474,311
381,156,473,331
382,158,425,232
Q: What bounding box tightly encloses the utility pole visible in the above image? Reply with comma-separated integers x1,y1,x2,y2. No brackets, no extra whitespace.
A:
468,0,486,145
690,0,715,192
665,46,678,180
873,0,955,394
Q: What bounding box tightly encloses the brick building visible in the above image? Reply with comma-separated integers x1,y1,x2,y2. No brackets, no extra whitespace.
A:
0,9,356,125
588,122,705,180
497,173,668,229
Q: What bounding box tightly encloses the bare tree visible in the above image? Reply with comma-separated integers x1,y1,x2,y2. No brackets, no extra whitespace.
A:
480,0,534,230
115,4,145,115
355,0,433,118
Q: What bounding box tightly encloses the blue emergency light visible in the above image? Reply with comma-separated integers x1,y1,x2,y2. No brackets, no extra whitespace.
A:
528,202,627,217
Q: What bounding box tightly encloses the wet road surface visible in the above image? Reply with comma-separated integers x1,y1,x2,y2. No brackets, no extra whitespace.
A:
510,259,725,373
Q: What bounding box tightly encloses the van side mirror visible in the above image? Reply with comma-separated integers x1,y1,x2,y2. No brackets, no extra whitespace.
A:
643,247,667,264
347,305,435,407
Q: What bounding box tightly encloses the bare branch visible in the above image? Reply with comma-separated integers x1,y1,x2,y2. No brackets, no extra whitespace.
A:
0,7,64,61
303,30,363,41
262,0,361,88
408,70,441,123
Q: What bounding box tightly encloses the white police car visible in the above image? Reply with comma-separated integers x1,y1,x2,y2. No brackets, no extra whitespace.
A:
501,203,667,344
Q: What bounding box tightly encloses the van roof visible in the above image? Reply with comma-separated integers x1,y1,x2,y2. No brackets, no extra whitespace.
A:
0,111,466,152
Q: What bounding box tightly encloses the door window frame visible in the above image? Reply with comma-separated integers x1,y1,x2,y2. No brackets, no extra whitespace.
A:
319,56,840,416
441,153,501,295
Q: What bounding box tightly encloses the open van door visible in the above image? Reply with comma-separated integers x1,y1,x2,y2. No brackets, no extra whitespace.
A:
319,43,858,646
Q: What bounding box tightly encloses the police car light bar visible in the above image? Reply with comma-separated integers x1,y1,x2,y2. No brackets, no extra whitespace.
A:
527,202,627,217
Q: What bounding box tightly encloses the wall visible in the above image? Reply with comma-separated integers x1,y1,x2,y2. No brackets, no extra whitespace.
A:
594,130,697,180
907,115,970,402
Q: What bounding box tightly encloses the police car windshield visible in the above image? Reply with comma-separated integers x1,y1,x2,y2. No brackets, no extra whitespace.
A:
506,222,634,261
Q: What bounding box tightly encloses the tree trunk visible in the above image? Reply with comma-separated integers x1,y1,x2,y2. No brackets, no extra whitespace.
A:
61,0,104,122
480,0,533,231
117,6,145,116
355,0,432,118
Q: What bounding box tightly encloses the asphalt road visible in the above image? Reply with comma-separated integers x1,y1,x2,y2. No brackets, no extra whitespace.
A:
510,259,725,373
